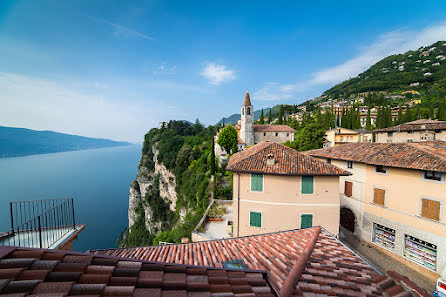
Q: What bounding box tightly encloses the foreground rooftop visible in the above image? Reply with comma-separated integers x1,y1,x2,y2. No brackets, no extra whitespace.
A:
88,227,432,296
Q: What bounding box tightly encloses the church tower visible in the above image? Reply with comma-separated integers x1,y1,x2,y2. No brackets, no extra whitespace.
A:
240,92,255,146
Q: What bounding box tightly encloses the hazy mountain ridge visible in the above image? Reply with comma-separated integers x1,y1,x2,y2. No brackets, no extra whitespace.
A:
0,126,131,158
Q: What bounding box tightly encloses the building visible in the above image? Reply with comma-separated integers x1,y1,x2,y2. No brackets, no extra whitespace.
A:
374,119,446,143
89,227,432,297
306,141,446,279
324,127,373,147
215,93,295,162
226,142,350,236
234,93,295,147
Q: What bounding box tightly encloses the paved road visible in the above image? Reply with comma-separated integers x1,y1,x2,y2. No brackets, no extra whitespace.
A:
339,228,436,294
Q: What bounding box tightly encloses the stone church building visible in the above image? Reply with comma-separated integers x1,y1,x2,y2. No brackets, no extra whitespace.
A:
215,92,295,162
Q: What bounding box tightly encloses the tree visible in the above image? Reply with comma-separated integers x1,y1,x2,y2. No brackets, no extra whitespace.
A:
216,126,238,154
366,107,372,130
287,122,326,151
222,118,225,127
210,141,216,175
277,105,284,124
268,110,272,124
259,108,264,124
385,106,392,128
396,106,403,125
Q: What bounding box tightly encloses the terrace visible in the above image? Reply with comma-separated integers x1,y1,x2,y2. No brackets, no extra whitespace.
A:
192,199,233,242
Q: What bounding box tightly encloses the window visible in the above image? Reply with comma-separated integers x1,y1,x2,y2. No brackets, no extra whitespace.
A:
249,211,262,227
263,133,266,136
424,171,442,181
346,161,353,169
287,133,289,137
275,133,278,137
373,223,395,250
373,188,386,206
250,174,263,192
242,108,244,115
387,132,393,137
326,158,332,164
301,176,314,194
222,260,247,269
375,165,387,174
247,107,251,115
344,181,353,197
404,235,437,270
300,214,313,228
420,198,441,221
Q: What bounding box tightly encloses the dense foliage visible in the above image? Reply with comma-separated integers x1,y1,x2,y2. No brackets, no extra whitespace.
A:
324,41,446,99
119,120,222,247
217,126,238,154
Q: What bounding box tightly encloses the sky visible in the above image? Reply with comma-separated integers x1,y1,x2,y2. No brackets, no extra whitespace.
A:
2,1,446,142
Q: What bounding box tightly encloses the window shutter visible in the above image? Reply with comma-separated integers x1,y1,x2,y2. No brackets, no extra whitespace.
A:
301,214,313,228
250,212,261,227
302,176,314,194
251,174,263,192
345,181,353,197
250,212,255,226
421,198,440,221
373,188,385,205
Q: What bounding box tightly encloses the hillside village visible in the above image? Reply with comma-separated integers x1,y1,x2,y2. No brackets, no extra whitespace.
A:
2,43,446,297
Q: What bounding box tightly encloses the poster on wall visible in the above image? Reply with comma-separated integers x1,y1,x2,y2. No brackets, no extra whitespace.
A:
372,223,395,250
404,235,437,271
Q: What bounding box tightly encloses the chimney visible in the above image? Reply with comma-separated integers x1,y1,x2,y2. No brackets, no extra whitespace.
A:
266,153,275,166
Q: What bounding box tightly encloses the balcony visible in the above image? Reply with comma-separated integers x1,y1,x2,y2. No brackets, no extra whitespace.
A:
192,200,233,242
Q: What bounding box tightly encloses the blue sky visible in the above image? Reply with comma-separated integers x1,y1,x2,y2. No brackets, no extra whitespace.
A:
1,0,446,142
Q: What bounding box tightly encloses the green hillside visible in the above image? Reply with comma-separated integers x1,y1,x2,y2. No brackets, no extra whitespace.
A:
325,41,446,98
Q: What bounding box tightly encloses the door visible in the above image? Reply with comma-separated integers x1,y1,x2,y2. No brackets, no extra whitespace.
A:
300,214,313,228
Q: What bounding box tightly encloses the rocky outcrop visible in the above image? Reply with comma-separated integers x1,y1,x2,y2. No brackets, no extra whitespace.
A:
128,145,179,235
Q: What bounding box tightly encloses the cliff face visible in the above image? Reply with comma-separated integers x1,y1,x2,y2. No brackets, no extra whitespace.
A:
128,146,178,234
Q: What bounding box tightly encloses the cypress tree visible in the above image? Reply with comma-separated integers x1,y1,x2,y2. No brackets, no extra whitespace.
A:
278,105,284,125
376,107,383,129
366,107,372,130
397,106,403,125
385,106,392,128
259,108,264,124
210,140,216,175
222,118,225,127
355,107,361,129
415,104,421,120
341,107,346,128
268,109,272,124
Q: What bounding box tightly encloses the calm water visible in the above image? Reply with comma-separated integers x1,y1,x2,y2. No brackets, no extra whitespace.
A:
0,145,141,252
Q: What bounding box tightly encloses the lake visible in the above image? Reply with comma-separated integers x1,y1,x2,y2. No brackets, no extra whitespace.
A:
0,145,141,252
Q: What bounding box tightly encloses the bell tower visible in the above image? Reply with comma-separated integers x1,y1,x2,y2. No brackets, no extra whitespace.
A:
240,92,254,146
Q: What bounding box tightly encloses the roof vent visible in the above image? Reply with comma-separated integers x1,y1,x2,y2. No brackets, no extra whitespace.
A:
266,153,275,166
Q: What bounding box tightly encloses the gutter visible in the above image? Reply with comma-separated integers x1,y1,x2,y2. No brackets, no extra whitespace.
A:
237,172,240,237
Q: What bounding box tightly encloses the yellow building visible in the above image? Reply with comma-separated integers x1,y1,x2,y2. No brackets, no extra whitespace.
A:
307,141,446,279
227,142,350,237
324,127,372,147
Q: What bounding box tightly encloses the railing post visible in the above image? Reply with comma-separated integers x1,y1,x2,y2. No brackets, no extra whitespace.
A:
38,216,42,248
10,203,14,236
71,198,76,230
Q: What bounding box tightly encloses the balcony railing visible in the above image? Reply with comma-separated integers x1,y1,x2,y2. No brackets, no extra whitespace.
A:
0,198,77,249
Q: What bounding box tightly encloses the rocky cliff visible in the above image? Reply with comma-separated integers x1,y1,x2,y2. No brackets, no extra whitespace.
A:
128,146,178,234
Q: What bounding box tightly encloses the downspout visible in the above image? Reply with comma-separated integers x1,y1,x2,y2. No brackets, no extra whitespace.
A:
237,172,240,237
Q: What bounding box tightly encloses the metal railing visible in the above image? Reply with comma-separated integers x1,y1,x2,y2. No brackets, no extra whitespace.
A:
0,198,76,248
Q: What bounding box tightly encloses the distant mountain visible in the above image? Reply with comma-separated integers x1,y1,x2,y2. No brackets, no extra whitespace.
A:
324,41,446,98
0,126,131,158
217,107,272,125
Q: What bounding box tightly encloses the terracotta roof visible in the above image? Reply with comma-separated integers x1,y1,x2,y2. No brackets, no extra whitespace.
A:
374,120,446,132
306,141,446,172
234,125,295,133
0,246,277,297
253,125,295,133
89,227,381,296
226,142,351,176
243,92,252,106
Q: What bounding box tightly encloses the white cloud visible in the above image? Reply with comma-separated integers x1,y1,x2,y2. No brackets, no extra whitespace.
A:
89,16,154,41
254,22,446,101
200,62,236,85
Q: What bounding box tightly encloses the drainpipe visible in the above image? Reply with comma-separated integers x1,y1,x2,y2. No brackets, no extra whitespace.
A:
237,172,240,237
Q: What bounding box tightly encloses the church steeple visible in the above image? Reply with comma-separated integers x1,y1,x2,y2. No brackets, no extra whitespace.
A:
243,92,252,106
240,92,254,146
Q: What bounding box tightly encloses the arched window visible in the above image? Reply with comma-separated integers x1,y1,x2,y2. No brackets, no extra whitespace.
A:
247,107,251,115
242,108,244,115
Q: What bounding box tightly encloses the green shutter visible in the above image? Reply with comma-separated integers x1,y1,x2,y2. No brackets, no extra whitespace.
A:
301,176,314,194
251,174,263,192
250,212,261,227
301,214,313,228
